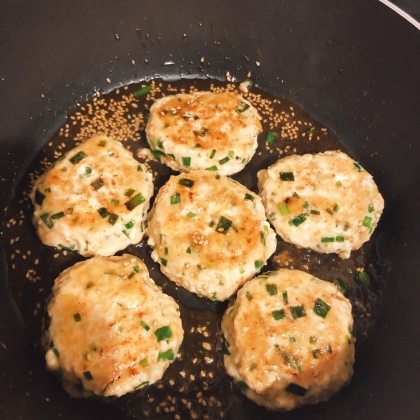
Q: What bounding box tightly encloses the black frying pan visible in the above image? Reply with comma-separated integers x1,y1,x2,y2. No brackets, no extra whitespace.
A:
1,1,420,419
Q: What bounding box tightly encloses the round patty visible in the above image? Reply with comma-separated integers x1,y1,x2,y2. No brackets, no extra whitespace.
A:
31,135,153,257
145,91,262,175
44,254,183,398
257,151,384,259
146,170,277,301
221,269,355,411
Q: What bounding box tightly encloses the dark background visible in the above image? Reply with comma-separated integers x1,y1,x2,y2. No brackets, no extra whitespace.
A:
1,1,420,419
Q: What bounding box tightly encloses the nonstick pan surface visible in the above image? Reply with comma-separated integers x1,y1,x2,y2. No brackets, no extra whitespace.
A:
1,1,420,419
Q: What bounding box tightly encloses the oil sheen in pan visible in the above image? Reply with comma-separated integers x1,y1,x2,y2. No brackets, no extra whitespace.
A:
2,79,388,419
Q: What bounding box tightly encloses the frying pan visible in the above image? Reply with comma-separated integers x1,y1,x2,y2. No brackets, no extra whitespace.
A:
1,0,420,419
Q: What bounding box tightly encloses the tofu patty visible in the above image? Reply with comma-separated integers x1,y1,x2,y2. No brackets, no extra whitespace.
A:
257,151,384,259
146,170,277,301
221,269,355,411
145,91,262,175
44,254,183,398
31,135,153,257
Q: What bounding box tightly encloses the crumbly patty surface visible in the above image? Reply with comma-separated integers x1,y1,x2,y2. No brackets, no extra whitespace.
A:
221,269,355,411
146,170,277,301
44,254,183,398
145,91,262,175
257,151,384,259
31,135,153,257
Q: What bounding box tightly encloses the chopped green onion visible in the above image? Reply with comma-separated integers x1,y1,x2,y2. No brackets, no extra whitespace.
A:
219,156,230,165
255,260,263,269
158,350,174,361
125,193,146,210
133,266,139,273
321,237,334,243
127,271,136,279
140,321,150,331
98,139,107,147
307,128,315,134
245,291,253,301
40,213,53,229
125,221,134,229
133,85,152,97
97,207,110,218
122,230,129,237
66,208,73,214
333,203,339,213
215,216,233,234
280,172,294,181
58,244,74,251
368,204,374,213
312,349,322,359
334,279,347,294
178,178,195,188
260,231,266,245
282,291,288,305
206,165,218,171
290,305,306,319
211,291,217,299
353,162,362,172
272,309,285,320
363,216,372,228
157,140,164,149
285,383,307,396
279,203,290,216
186,246,191,254
210,149,216,159
124,188,135,197
309,336,317,344
343,222,350,231
336,236,345,242
137,164,143,171
140,357,149,367
182,157,191,167
35,190,46,206
235,379,248,389
311,209,320,215
283,353,302,372
164,247,168,255
111,199,119,205
161,258,168,267
91,178,104,190
155,326,172,342
266,131,277,144
83,371,93,381
269,211,276,220
313,298,331,318
358,271,370,284
135,381,149,390
51,211,65,220
244,193,254,201
336,181,342,187
266,284,278,296
152,150,165,161
170,194,181,205
249,363,257,372
236,102,250,113
289,215,306,227
74,313,82,322
289,336,296,343
292,192,300,198
69,151,87,164
326,208,334,215
108,213,118,225
188,212,196,218
193,127,208,137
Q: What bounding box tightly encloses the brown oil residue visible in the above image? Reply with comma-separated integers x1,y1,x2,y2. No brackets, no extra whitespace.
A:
2,78,388,419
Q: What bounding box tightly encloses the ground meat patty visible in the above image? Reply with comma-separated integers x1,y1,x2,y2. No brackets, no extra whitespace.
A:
257,151,384,259
221,269,355,411
146,170,277,301
43,254,183,398
31,135,153,257
145,91,262,175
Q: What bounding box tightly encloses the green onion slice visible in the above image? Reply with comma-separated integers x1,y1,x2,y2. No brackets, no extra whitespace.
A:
336,236,345,242
73,313,82,322
358,271,370,284
206,165,218,171
155,326,173,342
108,213,118,225
353,162,362,172
97,207,110,218
209,149,216,159
40,213,53,229
182,157,191,167
290,305,306,319
170,193,181,205
158,350,174,361
35,190,46,206
279,203,290,216
51,212,65,219
282,290,288,305
69,151,87,164
313,298,331,318
178,178,195,188
368,204,374,213
285,383,307,396
289,215,306,227
255,260,263,269
266,284,278,296
237,102,250,113
244,193,254,201
245,291,253,301
161,258,168,267
140,321,150,331
272,309,285,320
266,131,277,144
125,193,146,210
280,172,294,181
219,156,230,165
91,178,104,190
249,363,257,372
363,216,372,228
321,237,334,243
235,379,248,389
125,221,134,229
133,85,152,97
124,188,135,197
334,279,347,294
215,216,233,234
